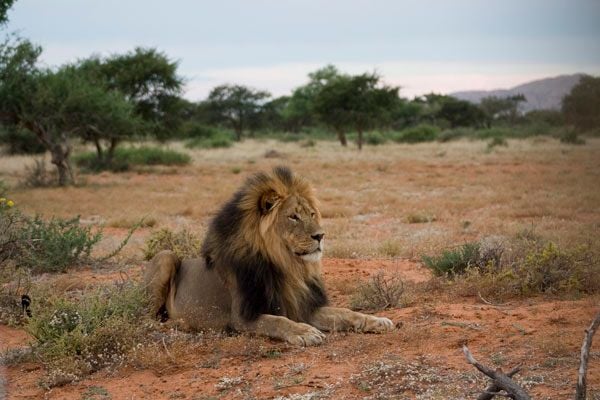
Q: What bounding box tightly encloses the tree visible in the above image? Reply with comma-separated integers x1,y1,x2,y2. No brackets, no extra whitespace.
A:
437,97,487,128
206,84,270,140
562,75,600,131
284,65,341,132
0,39,140,185
313,72,399,149
0,0,16,25
77,48,183,139
480,94,526,126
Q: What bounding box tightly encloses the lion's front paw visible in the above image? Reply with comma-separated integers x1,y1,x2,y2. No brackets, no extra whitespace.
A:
362,316,394,333
285,323,326,346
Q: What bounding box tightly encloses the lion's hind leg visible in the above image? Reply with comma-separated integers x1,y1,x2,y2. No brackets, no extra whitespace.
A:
144,250,181,321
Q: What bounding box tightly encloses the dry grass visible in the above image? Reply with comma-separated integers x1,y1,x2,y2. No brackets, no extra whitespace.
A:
1,138,599,261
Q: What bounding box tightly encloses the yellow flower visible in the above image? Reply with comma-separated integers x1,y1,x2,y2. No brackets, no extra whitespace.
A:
0,198,6,203
6,200,14,207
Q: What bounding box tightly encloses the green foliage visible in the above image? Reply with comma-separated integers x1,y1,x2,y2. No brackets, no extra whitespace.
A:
437,97,487,128
73,146,190,172
143,227,202,260
313,71,399,149
562,75,600,131
27,282,149,387
437,127,475,142
185,131,233,149
480,94,526,125
422,242,480,276
18,215,102,273
392,124,440,143
365,131,387,145
0,0,16,25
350,271,405,311
0,126,46,154
206,84,271,140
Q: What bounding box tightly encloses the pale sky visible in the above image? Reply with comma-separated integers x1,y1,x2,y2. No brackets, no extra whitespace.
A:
5,0,600,99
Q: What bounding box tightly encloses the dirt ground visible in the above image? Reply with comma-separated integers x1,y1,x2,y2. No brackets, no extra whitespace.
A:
1,138,599,399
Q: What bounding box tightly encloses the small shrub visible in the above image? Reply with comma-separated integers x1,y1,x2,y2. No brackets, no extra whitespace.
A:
559,131,586,145
422,242,480,276
391,124,440,143
22,159,55,187
74,147,190,172
487,136,508,150
26,282,149,387
183,123,222,139
350,271,405,311
0,127,46,154
406,213,436,224
143,227,202,260
18,215,102,273
365,131,387,145
186,132,233,149
474,127,513,139
300,139,316,148
0,180,8,197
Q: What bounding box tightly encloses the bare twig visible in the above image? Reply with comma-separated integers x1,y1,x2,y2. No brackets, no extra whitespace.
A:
463,345,531,400
575,311,600,400
478,366,522,400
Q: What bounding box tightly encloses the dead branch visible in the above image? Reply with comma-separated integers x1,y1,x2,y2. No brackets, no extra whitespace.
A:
477,366,522,400
463,345,531,400
575,311,600,400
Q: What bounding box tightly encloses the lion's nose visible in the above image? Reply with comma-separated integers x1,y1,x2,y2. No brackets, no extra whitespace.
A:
311,233,324,242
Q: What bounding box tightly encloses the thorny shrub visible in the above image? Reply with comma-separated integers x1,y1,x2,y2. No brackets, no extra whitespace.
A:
350,270,406,311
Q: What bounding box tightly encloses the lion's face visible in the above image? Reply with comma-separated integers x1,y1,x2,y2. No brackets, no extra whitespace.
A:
274,194,324,263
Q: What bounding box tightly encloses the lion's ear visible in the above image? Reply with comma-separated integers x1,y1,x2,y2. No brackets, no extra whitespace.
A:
260,191,280,215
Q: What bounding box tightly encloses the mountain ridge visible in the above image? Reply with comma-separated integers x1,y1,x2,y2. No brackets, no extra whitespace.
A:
450,74,586,112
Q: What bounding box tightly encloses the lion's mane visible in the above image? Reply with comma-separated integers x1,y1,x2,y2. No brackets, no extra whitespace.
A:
201,166,328,323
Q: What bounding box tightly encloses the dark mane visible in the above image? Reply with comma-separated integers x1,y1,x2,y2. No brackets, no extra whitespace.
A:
201,167,328,322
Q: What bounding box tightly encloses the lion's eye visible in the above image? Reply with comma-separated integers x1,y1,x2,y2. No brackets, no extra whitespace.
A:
310,212,316,218
288,214,300,222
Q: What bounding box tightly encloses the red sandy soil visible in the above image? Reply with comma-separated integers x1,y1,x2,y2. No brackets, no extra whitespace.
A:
1,258,598,400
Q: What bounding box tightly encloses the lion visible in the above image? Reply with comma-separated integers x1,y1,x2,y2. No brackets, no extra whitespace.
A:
144,166,394,345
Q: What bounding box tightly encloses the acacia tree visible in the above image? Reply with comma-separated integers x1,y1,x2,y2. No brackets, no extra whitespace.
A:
314,72,399,149
75,48,183,163
479,94,526,126
0,39,140,185
562,75,600,131
284,65,341,132
206,84,270,140
0,0,16,25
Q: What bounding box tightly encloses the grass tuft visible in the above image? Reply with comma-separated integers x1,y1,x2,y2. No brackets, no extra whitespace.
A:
350,271,405,311
143,227,202,260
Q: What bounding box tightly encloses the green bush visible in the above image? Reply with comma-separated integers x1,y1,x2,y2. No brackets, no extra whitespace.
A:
392,124,440,143
185,132,233,149
18,215,102,273
0,127,46,154
27,282,149,387
0,199,117,273
422,242,480,276
474,127,513,139
74,146,191,172
182,123,223,138
365,131,387,145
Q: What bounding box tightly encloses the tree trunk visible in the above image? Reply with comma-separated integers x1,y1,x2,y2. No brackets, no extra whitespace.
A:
93,136,104,162
50,140,72,186
106,138,119,164
336,129,347,146
357,128,363,151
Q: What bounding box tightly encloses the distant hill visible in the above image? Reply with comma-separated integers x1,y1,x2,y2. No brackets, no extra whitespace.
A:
450,74,585,113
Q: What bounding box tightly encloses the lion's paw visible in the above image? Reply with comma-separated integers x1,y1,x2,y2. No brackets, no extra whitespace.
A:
285,323,326,346
363,316,394,333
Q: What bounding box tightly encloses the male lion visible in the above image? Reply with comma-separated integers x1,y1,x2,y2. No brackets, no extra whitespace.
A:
144,166,394,345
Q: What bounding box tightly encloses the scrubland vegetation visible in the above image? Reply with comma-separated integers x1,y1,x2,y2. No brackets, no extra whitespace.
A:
1,1,599,398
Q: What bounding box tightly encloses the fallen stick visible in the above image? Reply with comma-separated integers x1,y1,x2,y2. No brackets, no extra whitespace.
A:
575,311,600,400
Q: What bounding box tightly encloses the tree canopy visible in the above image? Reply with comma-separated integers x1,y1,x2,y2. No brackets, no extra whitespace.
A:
206,84,271,140
562,75,600,131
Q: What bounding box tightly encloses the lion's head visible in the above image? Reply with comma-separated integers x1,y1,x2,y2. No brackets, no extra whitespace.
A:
202,166,328,322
